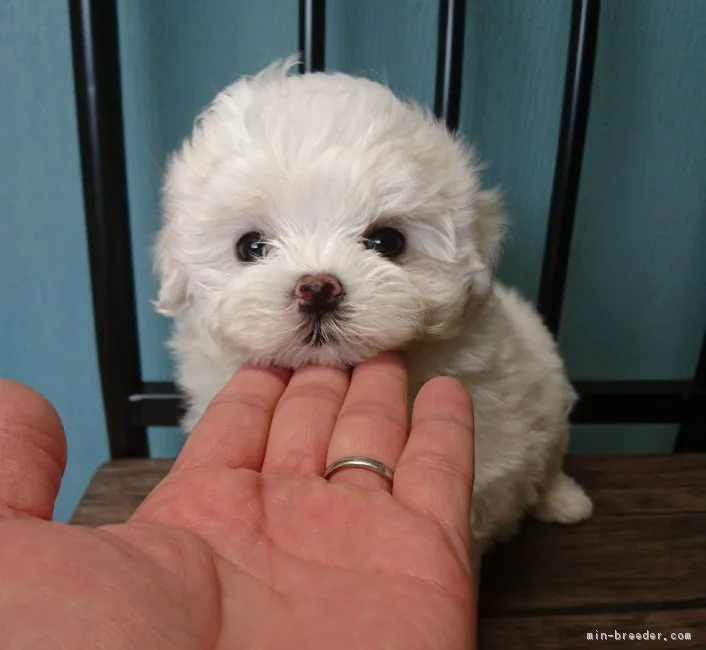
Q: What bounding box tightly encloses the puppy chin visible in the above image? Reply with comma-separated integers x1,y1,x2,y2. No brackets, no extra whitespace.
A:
243,345,351,370
236,338,405,370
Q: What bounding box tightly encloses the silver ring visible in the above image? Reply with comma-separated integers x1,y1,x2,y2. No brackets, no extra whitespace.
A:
324,456,394,484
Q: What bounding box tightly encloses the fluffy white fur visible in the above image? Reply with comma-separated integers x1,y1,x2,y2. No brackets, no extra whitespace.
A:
154,57,592,561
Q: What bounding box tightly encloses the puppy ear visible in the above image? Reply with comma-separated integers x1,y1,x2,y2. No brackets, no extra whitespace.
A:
463,188,507,304
153,229,189,317
473,188,506,269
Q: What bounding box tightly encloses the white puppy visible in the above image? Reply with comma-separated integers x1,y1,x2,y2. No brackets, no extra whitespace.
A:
154,57,592,561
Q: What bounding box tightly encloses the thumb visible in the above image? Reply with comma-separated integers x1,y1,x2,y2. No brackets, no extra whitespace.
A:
0,380,67,520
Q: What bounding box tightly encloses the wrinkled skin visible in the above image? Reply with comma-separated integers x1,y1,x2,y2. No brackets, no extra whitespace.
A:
1,353,476,649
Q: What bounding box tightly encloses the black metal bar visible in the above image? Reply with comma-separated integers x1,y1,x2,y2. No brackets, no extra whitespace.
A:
434,0,467,131
674,329,706,452
129,383,186,429
537,0,601,334
130,380,697,428
69,0,148,458
299,0,326,73
571,380,693,424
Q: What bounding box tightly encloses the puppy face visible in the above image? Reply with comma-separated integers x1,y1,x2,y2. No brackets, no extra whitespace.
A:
155,57,504,368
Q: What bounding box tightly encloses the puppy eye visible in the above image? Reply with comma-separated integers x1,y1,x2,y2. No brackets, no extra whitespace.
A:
363,227,406,259
235,231,268,263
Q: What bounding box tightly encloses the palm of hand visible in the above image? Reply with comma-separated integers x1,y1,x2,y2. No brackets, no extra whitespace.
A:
1,357,476,650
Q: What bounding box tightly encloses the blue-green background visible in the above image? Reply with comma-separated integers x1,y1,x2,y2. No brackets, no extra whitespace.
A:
1,0,704,522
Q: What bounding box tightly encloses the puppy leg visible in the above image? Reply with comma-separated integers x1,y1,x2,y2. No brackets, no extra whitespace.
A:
531,471,593,524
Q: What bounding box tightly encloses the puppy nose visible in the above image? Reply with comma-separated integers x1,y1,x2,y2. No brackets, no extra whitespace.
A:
294,273,344,315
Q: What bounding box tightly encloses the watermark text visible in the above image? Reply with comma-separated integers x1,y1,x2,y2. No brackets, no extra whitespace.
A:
587,629,692,642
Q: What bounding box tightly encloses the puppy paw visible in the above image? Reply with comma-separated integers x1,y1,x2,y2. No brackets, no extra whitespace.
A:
532,471,593,524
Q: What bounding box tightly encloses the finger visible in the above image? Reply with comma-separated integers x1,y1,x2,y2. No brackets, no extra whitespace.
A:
325,353,408,491
173,364,291,471
0,379,67,520
393,376,474,540
261,364,350,476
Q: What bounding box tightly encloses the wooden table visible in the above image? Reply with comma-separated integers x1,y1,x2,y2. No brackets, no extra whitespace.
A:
72,454,706,649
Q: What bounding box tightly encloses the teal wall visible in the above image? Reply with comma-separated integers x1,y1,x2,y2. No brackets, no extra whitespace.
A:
0,0,109,522
2,0,705,521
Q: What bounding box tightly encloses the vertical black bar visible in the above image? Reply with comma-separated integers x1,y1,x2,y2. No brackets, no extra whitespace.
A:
68,0,148,458
674,329,706,452
538,0,601,334
434,0,467,131
299,0,326,73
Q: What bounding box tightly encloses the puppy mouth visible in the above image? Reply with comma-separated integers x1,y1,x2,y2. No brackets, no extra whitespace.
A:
309,330,331,348
300,314,343,348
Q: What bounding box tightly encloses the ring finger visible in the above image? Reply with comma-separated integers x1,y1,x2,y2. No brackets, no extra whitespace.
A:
325,353,409,491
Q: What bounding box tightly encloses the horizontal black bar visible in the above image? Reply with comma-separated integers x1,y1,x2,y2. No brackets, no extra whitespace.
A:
538,0,601,335
129,382,186,428
69,0,148,459
130,380,698,429
571,380,692,424
434,0,467,131
299,0,326,73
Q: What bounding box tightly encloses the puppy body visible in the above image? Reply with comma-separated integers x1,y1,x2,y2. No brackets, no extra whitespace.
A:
155,58,592,557
407,284,592,555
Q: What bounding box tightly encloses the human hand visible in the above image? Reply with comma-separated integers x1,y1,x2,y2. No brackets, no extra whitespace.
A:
1,353,476,649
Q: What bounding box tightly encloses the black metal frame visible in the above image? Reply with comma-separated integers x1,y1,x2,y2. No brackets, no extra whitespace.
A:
434,0,467,132
69,0,148,458
299,0,326,73
68,0,706,457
